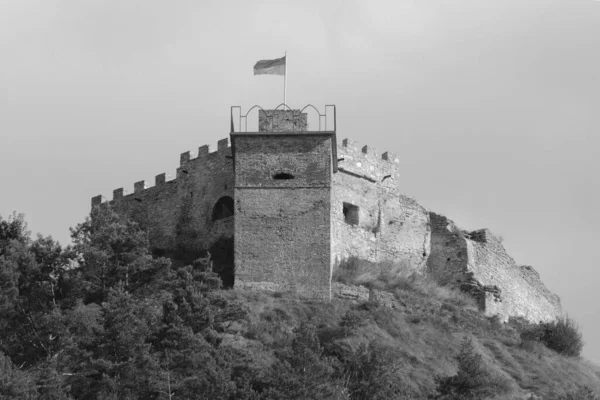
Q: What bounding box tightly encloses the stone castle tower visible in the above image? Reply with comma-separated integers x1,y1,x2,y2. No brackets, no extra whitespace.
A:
92,105,561,323
233,110,335,299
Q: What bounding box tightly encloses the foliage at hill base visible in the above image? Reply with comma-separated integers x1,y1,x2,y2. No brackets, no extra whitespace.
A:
1,209,599,399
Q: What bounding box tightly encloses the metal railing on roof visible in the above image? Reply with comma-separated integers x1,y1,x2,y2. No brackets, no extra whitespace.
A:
230,104,336,133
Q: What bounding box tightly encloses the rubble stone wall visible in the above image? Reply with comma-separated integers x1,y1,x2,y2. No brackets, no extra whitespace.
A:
427,213,561,322
332,138,430,272
90,138,235,276
89,113,563,323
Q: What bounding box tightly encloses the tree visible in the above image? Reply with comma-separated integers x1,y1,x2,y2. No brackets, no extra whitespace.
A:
0,212,30,255
0,239,56,365
540,316,584,357
70,206,153,303
341,342,406,400
259,322,342,400
0,350,36,399
435,336,510,400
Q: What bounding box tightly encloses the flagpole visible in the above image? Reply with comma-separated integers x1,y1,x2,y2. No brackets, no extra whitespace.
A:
284,51,287,107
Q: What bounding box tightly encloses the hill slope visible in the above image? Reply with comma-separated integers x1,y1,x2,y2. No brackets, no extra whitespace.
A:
1,209,599,399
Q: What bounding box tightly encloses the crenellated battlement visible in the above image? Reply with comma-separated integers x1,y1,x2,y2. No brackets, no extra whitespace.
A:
88,106,563,323
179,138,231,166
91,138,232,207
336,137,401,184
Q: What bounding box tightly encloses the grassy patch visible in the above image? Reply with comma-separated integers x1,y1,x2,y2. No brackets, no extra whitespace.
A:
217,267,599,399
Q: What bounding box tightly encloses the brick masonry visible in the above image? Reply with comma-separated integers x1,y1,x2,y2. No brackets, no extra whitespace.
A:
232,132,333,300
90,139,235,284
90,108,562,322
258,109,307,132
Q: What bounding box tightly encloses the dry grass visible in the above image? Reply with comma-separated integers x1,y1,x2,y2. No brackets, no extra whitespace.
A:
217,265,600,400
333,257,478,312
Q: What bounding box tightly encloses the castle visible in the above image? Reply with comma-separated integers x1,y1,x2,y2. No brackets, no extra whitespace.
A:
91,105,561,323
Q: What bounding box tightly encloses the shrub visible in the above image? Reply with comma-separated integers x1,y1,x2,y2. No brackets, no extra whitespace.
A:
332,257,414,291
340,310,366,333
0,351,36,398
519,315,583,357
434,336,511,400
342,343,410,400
520,324,547,343
449,224,468,239
332,257,362,285
547,385,599,400
507,315,533,333
541,315,584,357
487,314,503,329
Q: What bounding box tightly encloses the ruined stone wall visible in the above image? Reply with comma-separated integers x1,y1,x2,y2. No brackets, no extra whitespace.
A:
233,133,333,299
332,138,430,272
427,213,561,323
88,113,563,320
91,138,235,282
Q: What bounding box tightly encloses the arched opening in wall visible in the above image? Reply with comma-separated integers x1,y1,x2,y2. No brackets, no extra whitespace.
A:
212,196,234,221
151,237,235,289
209,237,234,288
273,172,294,180
343,202,359,225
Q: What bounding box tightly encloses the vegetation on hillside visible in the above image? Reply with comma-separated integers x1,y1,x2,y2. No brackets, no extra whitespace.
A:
0,209,598,399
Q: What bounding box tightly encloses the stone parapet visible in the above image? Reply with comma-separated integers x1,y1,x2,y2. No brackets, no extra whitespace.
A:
336,137,401,187
91,138,232,207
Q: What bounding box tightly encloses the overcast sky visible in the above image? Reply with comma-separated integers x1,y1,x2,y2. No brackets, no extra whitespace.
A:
1,0,599,364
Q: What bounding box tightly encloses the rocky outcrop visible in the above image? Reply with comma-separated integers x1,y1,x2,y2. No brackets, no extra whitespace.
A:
332,283,405,309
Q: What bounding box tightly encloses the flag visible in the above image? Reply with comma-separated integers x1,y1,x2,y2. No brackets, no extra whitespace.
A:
254,56,286,76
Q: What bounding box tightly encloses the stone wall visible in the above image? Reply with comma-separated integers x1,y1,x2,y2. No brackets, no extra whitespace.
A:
258,109,307,132
89,116,563,323
427,213,561,322
91,138,235,284
232,133,333,299
332,282,404,309
332,138,430,272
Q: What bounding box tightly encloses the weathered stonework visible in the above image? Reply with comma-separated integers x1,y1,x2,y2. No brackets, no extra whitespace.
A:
332,283,405,309
90,106,562,322
333,138,430,271
258,109,307,132
232,131,333,299
427,213,561,322
91,140,235,285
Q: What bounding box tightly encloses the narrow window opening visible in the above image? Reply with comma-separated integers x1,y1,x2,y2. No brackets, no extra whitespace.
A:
273,172,294,180
212,196,234,221
343,202,359,226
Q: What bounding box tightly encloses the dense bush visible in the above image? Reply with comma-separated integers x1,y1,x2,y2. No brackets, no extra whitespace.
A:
561,386,599,400
519,315,584,357
545,385,600,400
541,315,584,357
0,209,597,399
434,336,511,400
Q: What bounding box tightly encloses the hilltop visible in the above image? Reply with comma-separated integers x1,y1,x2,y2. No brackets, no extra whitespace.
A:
0,209,599,399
